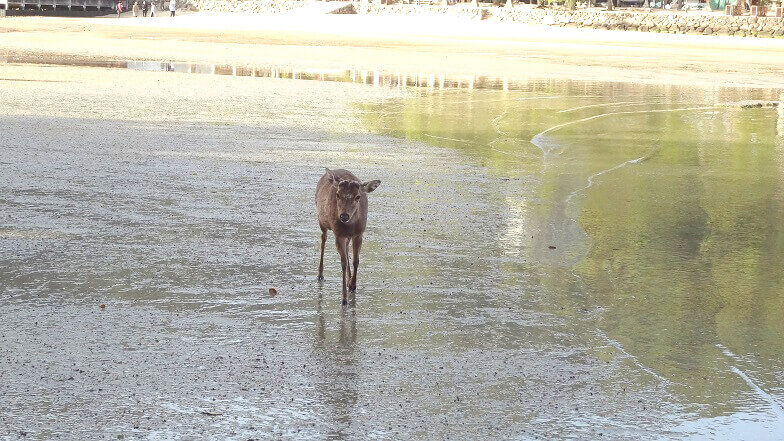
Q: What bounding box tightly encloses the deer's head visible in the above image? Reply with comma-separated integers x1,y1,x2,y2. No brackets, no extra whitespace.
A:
325,168,380,224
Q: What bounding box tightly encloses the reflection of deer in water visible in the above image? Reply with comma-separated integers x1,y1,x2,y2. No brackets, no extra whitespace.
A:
315,295,358,348
315,168,381,305
314,294,358,437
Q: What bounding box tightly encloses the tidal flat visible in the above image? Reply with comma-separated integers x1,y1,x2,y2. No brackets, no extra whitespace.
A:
1,59,783,439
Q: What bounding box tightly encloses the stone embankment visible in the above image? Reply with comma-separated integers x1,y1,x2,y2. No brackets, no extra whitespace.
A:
187,0,309,14
354,3,784,37
186,0,784,37
489,6,784,37
351,2,487,18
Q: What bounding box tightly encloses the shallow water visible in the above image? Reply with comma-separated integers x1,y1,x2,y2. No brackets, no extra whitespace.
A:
360,81,784,437
1,59,784,439
0,53,541,92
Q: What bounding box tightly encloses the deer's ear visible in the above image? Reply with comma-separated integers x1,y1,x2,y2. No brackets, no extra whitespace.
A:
325,168,339,187
361,180,381,194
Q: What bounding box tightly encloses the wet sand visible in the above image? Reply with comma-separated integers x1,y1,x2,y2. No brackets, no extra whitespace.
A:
0,62,680,439
1,13,784,88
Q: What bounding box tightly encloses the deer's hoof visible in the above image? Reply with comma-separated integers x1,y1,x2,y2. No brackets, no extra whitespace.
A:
341,298,348,306
317,275,325,282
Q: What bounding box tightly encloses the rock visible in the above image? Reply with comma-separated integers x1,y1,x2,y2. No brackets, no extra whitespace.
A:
715,27,731,36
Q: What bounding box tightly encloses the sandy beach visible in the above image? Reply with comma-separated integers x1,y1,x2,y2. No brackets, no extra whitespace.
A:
2,11,784,88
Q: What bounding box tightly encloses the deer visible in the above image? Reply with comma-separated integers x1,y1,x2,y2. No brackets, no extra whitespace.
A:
315,168,381,305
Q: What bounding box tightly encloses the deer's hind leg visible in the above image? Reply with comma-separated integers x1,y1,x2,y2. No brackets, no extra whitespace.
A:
349,235,362,293
336,236,350,305
317,226,327,281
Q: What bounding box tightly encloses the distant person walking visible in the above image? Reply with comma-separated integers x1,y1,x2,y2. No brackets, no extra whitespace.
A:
141,0,148,17
169,0,176,17
116,0,123,17
132,1,139,17
149,1,155,16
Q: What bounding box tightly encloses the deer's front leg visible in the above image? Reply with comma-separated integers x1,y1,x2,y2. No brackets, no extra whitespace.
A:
345,238,352,284
336,236,349,305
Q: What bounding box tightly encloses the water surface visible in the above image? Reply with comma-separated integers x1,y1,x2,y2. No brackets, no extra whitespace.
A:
359,80,784,437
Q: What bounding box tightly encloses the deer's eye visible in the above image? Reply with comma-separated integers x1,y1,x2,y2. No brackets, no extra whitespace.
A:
355,195,361,201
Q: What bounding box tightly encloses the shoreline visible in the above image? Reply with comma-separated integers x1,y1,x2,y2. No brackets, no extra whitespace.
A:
1,13,784,89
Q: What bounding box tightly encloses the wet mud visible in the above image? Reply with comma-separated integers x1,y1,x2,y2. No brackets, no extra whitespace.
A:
1,60,783,439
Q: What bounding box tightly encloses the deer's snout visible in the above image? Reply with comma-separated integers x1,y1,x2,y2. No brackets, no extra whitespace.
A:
339,213,350,223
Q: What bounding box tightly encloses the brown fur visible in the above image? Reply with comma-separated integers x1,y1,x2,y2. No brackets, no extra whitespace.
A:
315,168,381,305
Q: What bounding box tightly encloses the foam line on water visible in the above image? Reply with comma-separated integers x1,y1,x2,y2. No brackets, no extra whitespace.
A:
717,344,784,417
569,152,669,388
531,106,717,156
489,146,533,161
375,103,405,131
423,134,473,143
513,95,573,102
731,367,784,418
491,108,509,136
535,106,717,138
475,96,597,137
376,111,402,122
557,101,647,113
443,95,573,105
595,329,671,384
564,150,655,206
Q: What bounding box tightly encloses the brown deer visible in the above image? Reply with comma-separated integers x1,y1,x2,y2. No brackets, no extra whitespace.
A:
315,168,381,305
